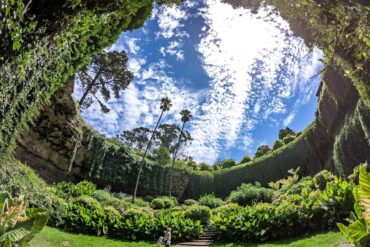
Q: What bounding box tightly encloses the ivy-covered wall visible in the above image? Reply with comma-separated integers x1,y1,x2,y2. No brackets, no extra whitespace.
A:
0,0,153,158
81,131,193,198
333,100,370,175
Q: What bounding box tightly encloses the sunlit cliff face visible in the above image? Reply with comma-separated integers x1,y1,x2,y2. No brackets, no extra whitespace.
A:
74,0,323,164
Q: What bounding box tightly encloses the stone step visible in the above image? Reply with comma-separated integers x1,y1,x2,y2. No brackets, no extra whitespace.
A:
173,227,215,247
199,236,214,240
174,241,212,246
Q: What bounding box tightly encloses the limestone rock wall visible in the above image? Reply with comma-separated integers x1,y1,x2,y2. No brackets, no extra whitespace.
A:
15,79,84,183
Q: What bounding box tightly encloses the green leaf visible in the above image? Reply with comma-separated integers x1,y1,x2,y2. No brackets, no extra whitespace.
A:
337,223,351,241
0,228,30,243
12,39,21,51
346,220,368,244
358,165,370,226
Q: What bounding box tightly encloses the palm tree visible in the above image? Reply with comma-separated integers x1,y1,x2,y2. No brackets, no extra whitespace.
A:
132,97,172,203
169,109,192,197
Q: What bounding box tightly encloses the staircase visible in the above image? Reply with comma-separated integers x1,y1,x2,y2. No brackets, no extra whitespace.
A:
174,227,216,247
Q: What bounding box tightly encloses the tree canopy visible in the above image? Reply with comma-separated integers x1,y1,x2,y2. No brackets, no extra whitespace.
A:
240,155,252,164
278,127,296,140
77,51,133,113
118,127,150,152
118,123,192,154
254,145,271,159
152,147,171,166
155,124,192,153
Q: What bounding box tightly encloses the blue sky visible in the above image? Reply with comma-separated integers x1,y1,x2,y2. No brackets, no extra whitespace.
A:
74,0,323,164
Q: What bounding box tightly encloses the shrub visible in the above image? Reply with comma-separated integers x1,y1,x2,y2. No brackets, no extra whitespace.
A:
48,196,68,227
93,189,116,205
313,170,335,190
212,203,242,215
281,176,314,196
184,199,198,206
113,192,131,200
198,194,223,209
103,206,122,236
122,207,148,219
53,180,96,199
211,171,355,242
65,196,107,236
150,196,178,209
53,182,74,199
279,127,296,140
0,158,51,208
123,207,154,220
154,210,203,241
143,195,154,202
74,181,96,197
272,140,284,150
282,134,296,145
254,145,271,158
221,159,237,169
268,167,301,191
240,155,251,164
120,208,154,240
110,198,130,214
184,205,211,224
150,198,165,209
199,162,211,171
228,183,274,206
187,160,198,170
132,198,150,207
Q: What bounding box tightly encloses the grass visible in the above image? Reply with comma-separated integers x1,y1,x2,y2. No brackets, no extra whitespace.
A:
31,227,347,247
214,231,347,247
30,227,154,247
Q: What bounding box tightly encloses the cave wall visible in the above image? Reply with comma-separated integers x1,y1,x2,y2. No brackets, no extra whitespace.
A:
15,79,83,183
14,64,370,199
15,80,192,198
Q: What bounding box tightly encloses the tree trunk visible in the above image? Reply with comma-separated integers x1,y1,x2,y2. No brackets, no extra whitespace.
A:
65,138,81,180
169,122,185,197
79,82,94,106
79,68,103,106
132,110,164,203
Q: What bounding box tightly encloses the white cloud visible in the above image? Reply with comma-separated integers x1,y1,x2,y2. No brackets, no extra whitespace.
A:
75,0,323,164
155,5,188,39
126,38,140,54
154,3,193,61
185,0,322,163
160,41,185,60
283,113,295,127
127,58,146,76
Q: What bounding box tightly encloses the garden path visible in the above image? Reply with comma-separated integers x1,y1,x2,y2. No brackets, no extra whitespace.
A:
174,227,215,247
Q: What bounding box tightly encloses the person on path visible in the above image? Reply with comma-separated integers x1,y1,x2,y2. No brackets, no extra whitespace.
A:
164,227,172,247
157,236,164,247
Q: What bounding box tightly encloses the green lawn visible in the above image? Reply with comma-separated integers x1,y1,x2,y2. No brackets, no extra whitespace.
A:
30,227,154,247
214,231,347,247
31,227,347,247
